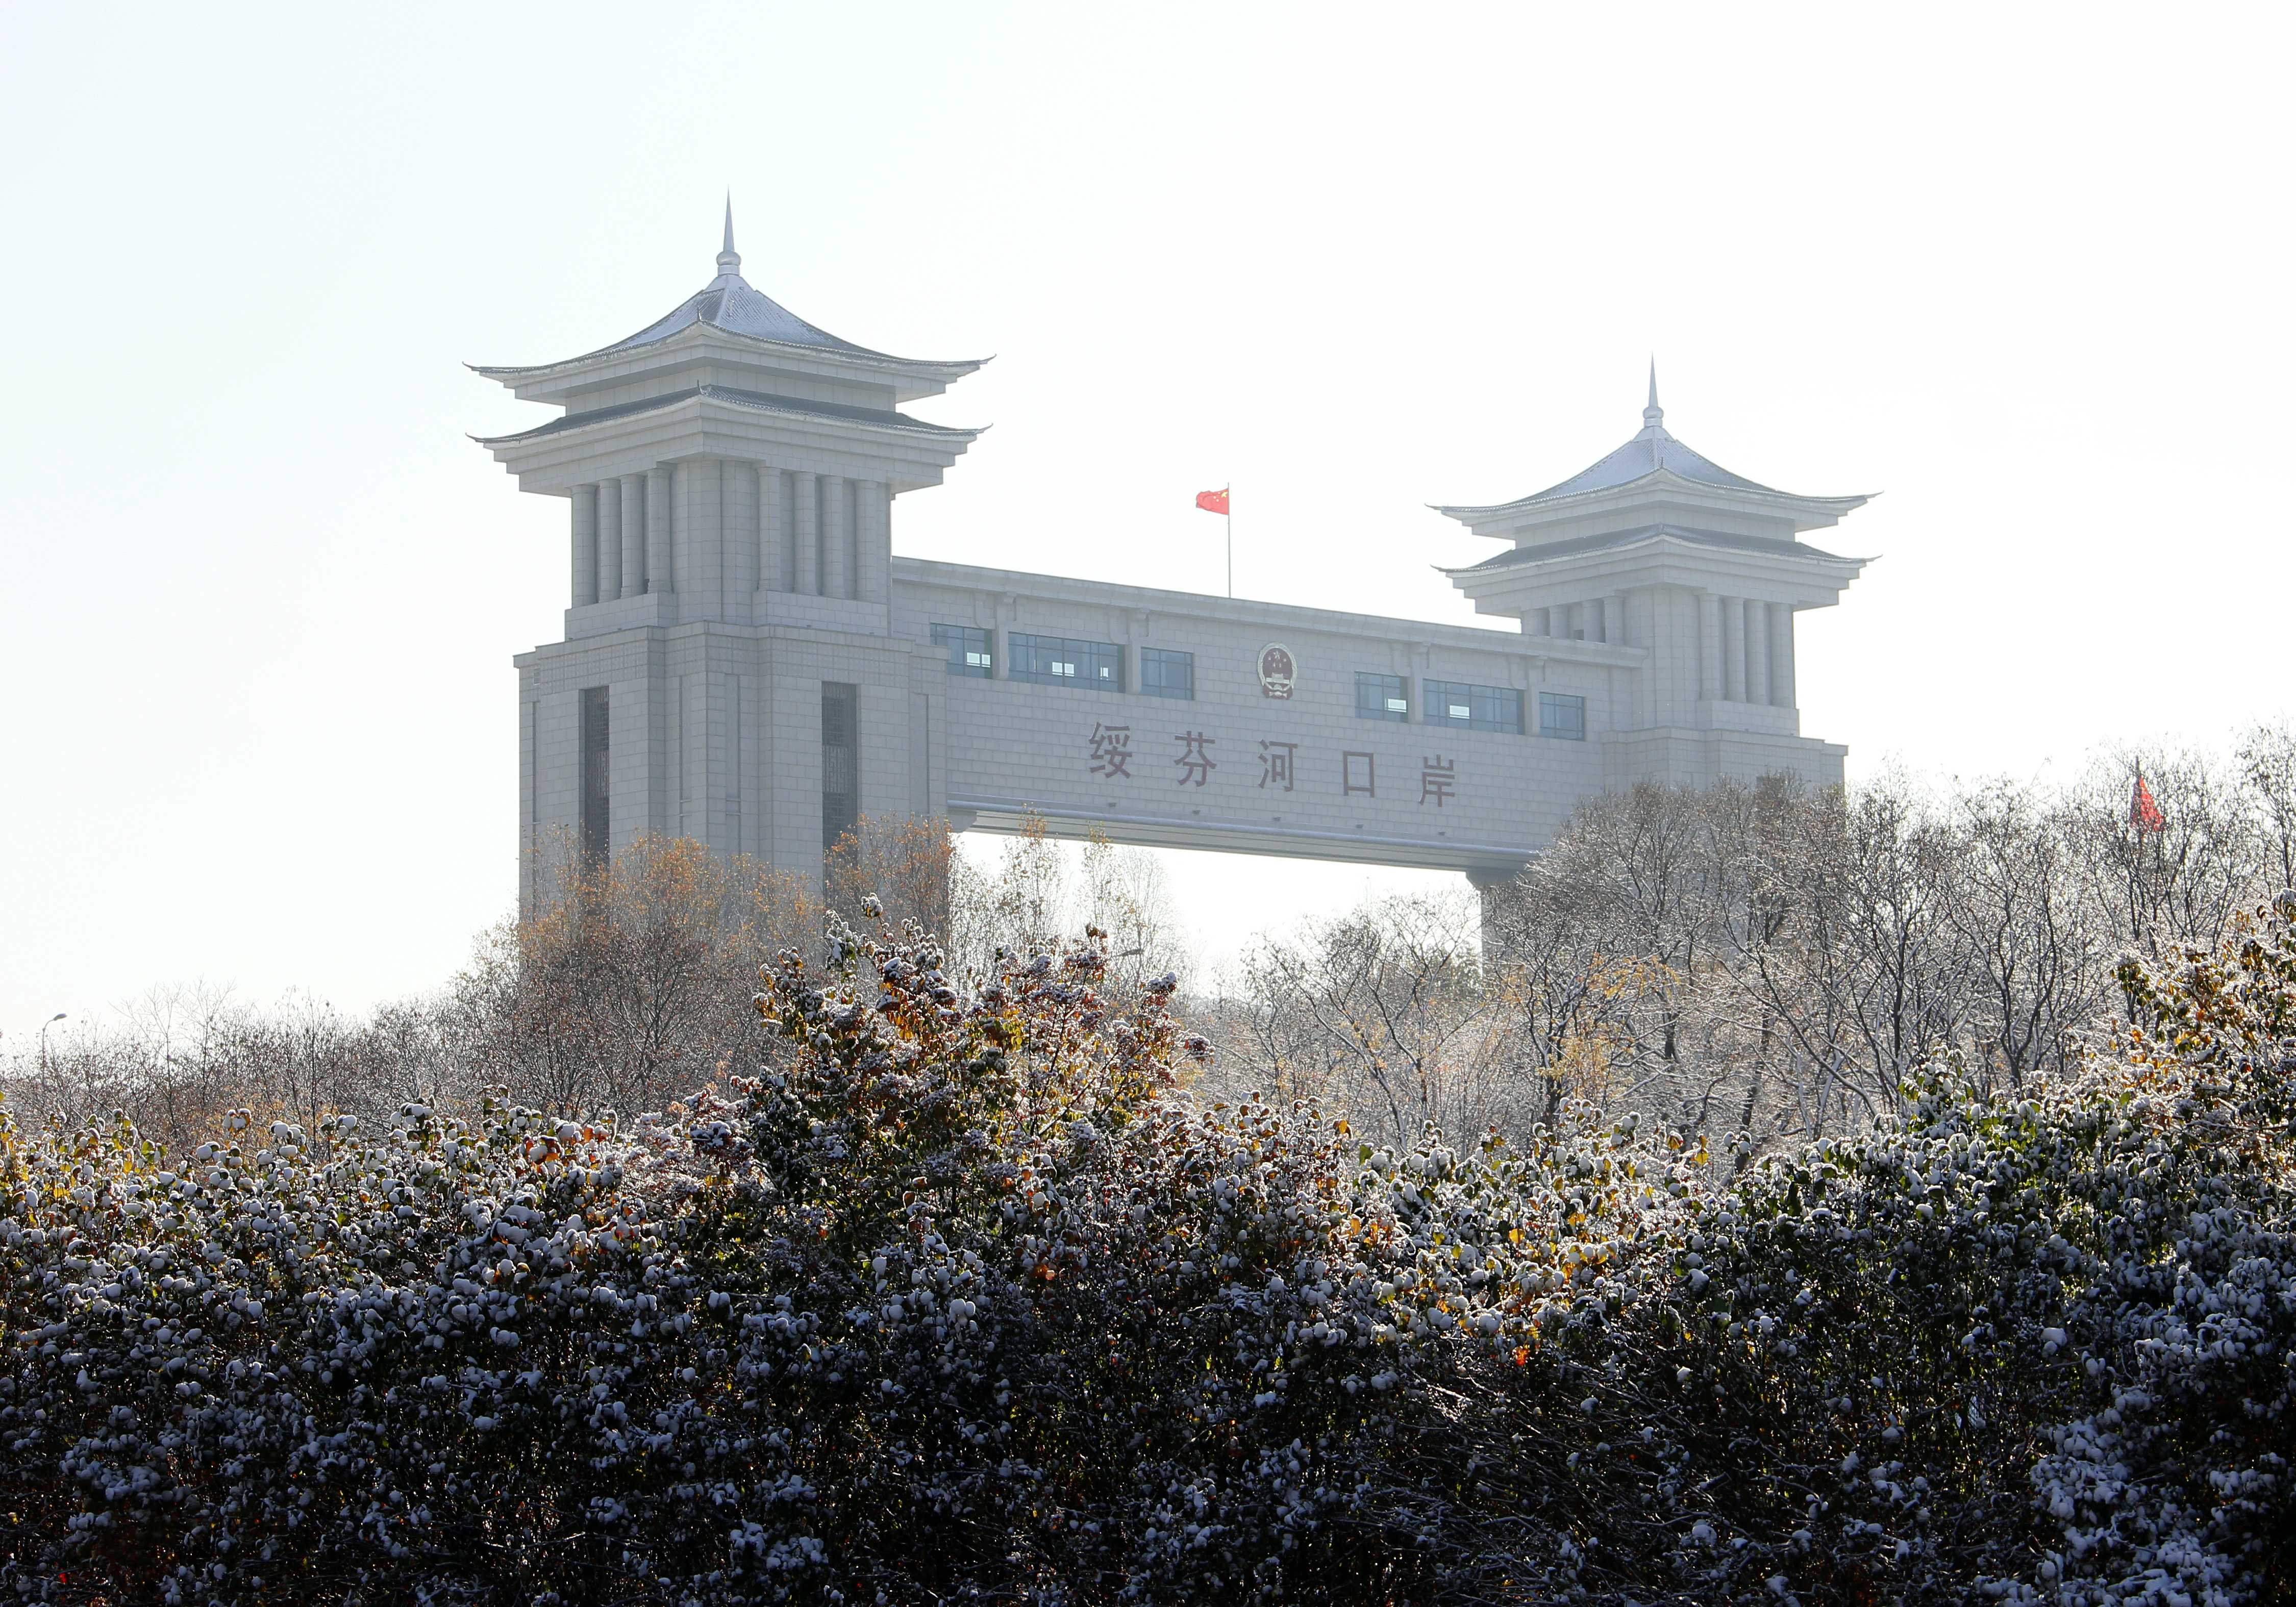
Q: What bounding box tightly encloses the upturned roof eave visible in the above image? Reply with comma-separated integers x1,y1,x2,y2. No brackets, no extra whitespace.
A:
470,388,986,453
468,321,990,387
1436,529,1874,581
1436,549,1875,583
1433,470,1874,532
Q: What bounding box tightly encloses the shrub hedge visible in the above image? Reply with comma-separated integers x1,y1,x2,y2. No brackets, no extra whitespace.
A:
2,900,2292,1603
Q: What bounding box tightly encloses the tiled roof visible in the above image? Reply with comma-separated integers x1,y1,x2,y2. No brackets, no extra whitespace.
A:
1516,421,1775,504
475,210,980,380
1439,374,1866,524
598,271,882,360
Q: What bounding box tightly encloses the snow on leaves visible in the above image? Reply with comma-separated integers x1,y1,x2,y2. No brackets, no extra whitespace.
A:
3,898,2295,1602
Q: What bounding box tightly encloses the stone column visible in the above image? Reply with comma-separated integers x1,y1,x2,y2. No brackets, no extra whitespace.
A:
856,480,889,603
1630,593,1656,728
722,460,755,604
1770,605,1795,710
597,479,623,602
571,484,598,607
619,474,646,598
823,476,852,599
778,468,798,593
645,466,673,594
1724,595,1746,702
1699,592,1723,701
750,464,771,597
794,473,820,596
1746,600,1771,707
759,466,785,593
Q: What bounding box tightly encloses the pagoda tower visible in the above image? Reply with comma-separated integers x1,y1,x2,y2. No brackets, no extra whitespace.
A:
1436,369,1872,786
473,206,986,901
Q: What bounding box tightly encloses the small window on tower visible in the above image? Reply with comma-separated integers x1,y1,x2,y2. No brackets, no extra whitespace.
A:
579,686,611,864
822,683,859,851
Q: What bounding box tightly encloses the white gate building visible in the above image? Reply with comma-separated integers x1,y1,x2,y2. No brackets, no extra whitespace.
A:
475,213,1872,908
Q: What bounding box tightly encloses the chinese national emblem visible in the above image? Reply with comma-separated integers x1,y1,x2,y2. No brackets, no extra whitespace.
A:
1257,643,1296,699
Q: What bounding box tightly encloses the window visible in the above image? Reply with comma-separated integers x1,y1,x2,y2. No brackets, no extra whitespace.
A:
1010,632,1124,690
1539,691,1587,741
1425,679,1523,734
930,622,993,677
1356,672,1410,722
822,682,858,851
1141,647,1194,700
579,686,610,864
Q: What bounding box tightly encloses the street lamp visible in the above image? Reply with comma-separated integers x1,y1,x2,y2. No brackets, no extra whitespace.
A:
38,1012,64,1077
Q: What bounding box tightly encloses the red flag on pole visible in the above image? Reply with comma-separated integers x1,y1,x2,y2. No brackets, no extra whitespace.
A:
2129,772,2166,833
1195,487,1230,516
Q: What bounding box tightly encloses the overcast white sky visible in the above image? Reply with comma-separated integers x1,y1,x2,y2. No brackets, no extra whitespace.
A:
4,4,2291,1037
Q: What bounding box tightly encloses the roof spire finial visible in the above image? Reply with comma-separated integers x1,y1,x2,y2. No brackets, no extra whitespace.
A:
716,193,741,279
1643,357,1664,432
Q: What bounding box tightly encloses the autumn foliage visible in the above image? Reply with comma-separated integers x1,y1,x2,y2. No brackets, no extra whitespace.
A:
2,890,2294,1602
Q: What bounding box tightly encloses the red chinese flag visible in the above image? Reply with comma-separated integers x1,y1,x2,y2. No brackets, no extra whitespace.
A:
1195,488,1230,516
2129,773,2166,833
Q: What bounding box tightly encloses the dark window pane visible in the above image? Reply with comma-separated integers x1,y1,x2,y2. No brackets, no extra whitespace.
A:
1356,672,1409,722
1539,691,1587,741
1141,647,1194,700
1011,632,1124,690
579,686,611,864
822,682,859,850
1424,679,1522,734
930,622,993,678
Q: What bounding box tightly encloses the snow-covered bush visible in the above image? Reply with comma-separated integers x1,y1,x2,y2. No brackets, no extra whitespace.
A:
1433,895,2296,1604
3,899,2292,1603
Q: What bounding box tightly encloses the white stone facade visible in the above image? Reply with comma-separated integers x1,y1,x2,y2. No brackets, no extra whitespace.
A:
481,225,1871,907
